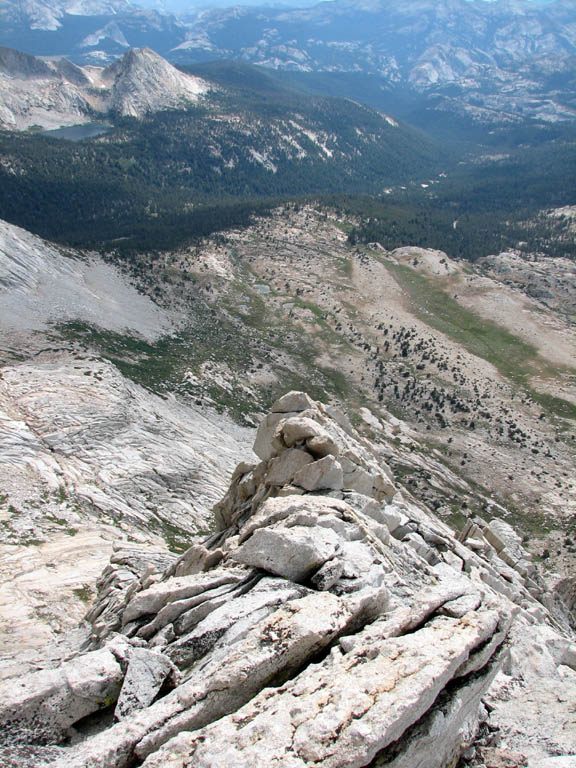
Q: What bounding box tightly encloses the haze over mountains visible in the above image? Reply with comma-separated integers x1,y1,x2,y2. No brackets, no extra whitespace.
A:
1,0,575,122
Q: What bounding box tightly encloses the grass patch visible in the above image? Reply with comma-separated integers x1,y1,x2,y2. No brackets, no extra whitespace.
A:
72,585,93,604
146,515,192,553
264,360,350,407
56,281,353,422
334,221,354,235
294,298,324,319
528,390,576,422
47,515,78,536
56,319,253,398
337,258,353,278
383,261,576,420
445,507,469,533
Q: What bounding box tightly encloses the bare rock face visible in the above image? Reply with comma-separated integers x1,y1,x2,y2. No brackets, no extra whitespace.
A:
0,392,574,768
0,331,254,674
103,47,209,118
0,640,129,747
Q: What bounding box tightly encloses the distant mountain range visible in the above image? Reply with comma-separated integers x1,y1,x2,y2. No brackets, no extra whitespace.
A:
0,0,574,123
175,0,576,123
0,0,183,63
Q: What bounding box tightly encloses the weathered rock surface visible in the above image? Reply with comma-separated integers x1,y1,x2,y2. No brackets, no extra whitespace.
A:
0,641,128,746
0,392,573,768
114,649,175,720
0,352,254,675
231,523,341,582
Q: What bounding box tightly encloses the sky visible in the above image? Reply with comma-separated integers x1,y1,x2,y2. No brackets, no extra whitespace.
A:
135,0,553,13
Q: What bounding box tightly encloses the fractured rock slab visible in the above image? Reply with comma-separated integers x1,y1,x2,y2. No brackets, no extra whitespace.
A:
231,525,340,582
140,610,502,768
122,570,245,625
265,449,313,487
293,455,344,491
0,645,126,746
115,649,174,720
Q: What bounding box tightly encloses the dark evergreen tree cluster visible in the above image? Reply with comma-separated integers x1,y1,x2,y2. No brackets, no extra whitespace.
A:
0,61,574,259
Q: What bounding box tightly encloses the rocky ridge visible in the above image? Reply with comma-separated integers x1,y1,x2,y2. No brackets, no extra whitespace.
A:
0,391,574,767
2,206,574,683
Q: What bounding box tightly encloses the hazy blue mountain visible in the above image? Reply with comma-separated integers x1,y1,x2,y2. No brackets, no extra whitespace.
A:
0,0,185,62
0,0,574,120
171,0,576,123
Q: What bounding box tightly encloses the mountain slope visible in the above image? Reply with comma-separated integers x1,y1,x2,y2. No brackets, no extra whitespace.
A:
0,45,208,128
0,217,254,677
103,45,207,115
0,203,574,744
0,53,446,246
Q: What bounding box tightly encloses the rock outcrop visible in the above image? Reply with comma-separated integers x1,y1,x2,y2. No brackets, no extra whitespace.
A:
0,392,574,767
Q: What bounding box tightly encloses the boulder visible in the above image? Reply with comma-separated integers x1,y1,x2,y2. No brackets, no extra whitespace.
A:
136,578,247,641
231,525,340,582
479,747,529,767
253,413,288,461
311,557,344,591
237,495,350,543
169,546,225,579
359,407,383,431
488,520,527,563
278,416,324,447
293,455,344,491
270,392,316,413
341,462,374,495
372,471,397,500
439,592,482,618
0,645,126,746
379,504,408,532
265,449,313,487
306,433,340,458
